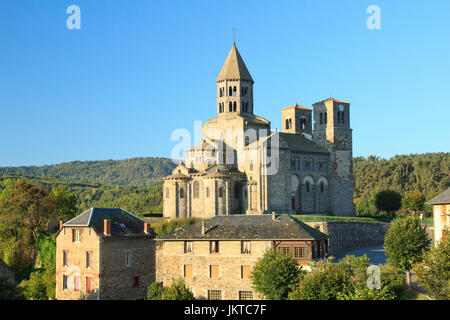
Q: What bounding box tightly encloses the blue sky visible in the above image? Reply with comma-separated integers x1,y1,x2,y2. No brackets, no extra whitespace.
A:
0,0,449,166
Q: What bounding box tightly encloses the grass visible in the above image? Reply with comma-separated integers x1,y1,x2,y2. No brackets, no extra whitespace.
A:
152,217,202,237
399,288,432,300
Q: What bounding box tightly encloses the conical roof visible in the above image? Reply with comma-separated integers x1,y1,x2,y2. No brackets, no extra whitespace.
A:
216,43,253,83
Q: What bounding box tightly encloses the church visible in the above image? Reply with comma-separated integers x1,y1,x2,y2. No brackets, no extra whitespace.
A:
163,43,354,218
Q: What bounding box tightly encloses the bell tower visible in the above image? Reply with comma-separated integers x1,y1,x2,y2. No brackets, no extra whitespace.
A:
312,97,354,217
216,43,254,115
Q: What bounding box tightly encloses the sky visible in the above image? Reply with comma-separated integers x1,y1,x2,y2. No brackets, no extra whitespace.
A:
0,0,449,167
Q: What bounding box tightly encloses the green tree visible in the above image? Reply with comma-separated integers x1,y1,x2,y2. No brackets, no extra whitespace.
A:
251,249,302,300
401,190,426,216
0,276,25,300
384,216,430,286
374,190,402,215
161,278,194,300
0,180,57,272
413,228,450,300
19,270,48,300
50,185,78,221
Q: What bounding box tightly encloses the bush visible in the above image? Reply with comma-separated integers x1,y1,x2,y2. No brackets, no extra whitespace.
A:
413,227,450,300
147,279,194,300
251,249,303,300
0,276,24,300
147,282,165,300
374,190,402,215
153,218,202,237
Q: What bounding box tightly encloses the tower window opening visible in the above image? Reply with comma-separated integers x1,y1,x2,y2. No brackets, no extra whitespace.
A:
306,182,310,193
229,102,233,112
324,112,327,124
285,119,290,130
320,113,323,125
179,188,185,199
233,101,237,112
245,102,249,113
233,86,237,96
229,86,232,96
218,187,223,198
301,118,306,130
320,182,324,193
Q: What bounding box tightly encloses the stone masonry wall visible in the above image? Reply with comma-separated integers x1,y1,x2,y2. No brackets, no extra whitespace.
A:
305,221,390,255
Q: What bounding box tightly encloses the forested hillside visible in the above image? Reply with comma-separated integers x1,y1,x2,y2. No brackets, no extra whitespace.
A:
0,153,448,216
353,152,449,200
0,157,176,188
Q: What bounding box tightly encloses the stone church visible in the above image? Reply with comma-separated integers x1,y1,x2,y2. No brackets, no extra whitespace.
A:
163,43,354,219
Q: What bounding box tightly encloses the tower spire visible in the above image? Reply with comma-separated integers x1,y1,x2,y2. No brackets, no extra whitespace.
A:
232,27,236,44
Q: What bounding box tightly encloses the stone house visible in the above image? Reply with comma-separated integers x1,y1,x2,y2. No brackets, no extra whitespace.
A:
55,208,156,300
426,188,450,245
163,43,354,219
0,259,15,283
157,213,328,300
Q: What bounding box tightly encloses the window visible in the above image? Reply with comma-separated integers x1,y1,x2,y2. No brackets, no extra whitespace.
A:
218,187,223,198
301,118,306,130
74,275,80,292
239,291,253,300
166,188,169,198
306,182,310,193
206,187,210,198
229,101,233,112
294,246,307,259
285,118,290,129
184,265,193,278
234,184,241,199
72,229,81,242
241,265,251,279
210,265,219,278
179,188,184,199
184,241,193,253
133,276,140,288
233,101,236,112
208,290,222,300
86,276,92,293
320,113,323,125
233,86,237,96
193,181,199,198
63,250,68,267
278,246,291,257
210,240,219,253
241,241,251,254
320,183,324,193
126,251,131,267
229,86,232,96
324,112,327,124
63,275,68,290
288,119,292,129
86,251,92,268
441,205,447,223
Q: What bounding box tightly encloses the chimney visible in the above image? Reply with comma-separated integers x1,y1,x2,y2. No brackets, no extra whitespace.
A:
59,221,64,231
144,223,151,235
201,221,205,236
272,211,276,221
104,219,111,236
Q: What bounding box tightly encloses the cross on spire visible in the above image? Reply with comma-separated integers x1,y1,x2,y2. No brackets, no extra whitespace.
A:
232,27,236,43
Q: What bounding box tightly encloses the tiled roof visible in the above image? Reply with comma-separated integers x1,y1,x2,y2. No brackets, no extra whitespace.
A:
216,43,253,83
158,214,328,241
279,132,329,154
281,104,312,111
313,97,350,105
64,208,155,238
426,188,450,205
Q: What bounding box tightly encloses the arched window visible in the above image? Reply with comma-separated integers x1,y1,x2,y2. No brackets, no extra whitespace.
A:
193,181,199,198
233,101,236,112
179,187,184,199
289,119,292,129
324,112,327,124
229,102,233,112
229,86,232,96
306,182,310,193
219,88,222,97
301,118,306,130
341,111,345,124
320,113,323,125
166,188,169,198
285,119,290,129
320,182,324,193
218,187,223,198
206,187,210,198
233,86,237,96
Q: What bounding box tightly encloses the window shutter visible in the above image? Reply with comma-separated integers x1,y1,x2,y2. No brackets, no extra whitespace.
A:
210,265,219,278
241,265,251,279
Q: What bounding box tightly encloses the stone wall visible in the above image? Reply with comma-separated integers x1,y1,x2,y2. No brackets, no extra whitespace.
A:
305,221,390,255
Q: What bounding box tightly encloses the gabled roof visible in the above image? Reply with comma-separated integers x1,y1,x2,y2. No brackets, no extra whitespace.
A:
279,132,329,154
216,43,254,83
281,104,312,112
63,208,155,238
313,97,350,105
426,188,450,205
158,214,328,241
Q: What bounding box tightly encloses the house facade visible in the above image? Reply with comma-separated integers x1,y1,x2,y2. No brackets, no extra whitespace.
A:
163,43,354,219
55,208,156,300
158,213,328,300
426,188,450,245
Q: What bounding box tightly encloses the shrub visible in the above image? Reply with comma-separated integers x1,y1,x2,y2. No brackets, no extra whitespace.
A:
251,249,302,300
147,282,165,300
147,279,194,300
